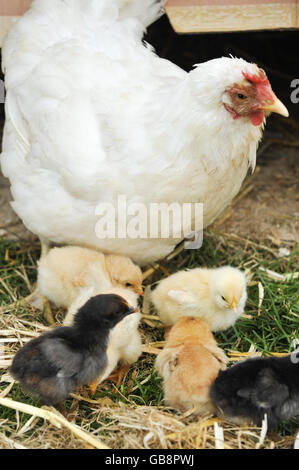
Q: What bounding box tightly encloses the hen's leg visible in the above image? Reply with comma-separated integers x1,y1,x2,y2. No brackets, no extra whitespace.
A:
39,238,55,324
40,237,50,259
24,238,55,324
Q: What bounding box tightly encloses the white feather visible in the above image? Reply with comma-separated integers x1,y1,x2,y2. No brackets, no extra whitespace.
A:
1,0,263,265
168,289,198,308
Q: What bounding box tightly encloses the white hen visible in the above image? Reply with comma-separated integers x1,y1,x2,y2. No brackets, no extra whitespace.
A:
1,0,288,266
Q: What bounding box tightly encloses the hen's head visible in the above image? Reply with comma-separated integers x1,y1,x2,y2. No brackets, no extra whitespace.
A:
192,57,288,126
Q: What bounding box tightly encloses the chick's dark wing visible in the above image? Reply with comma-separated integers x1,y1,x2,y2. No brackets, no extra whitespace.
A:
40,337,83,378
254,368,289,408
280,395,299,420
11,340,48,380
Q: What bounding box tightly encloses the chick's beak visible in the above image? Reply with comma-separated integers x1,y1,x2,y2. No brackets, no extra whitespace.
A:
135,285,144,297
261,95,289,117
127,306,139,315
230,299,238,313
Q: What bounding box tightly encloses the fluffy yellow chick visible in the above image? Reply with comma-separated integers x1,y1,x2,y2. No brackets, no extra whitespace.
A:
151,266,247,331
38,246,143,308
155,317,228,415
64,286,142,390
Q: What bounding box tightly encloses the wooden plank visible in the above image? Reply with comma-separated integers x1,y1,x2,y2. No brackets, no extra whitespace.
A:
0,0,32,16
0,1,32,46
0,1,297,44
165,1,299,32
0,16,18,46
167,0,296,5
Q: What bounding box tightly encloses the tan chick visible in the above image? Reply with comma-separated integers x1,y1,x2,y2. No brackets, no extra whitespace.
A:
151,266,247,331
155,317,228,415
38,246,143,308
64,285,142,390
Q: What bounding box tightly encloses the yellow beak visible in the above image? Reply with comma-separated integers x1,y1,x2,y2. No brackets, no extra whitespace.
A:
135,286,144,297
230,299,238,313
262,96,289,117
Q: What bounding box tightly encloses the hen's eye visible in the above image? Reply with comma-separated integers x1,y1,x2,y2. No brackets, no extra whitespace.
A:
125,282,132,287
237,93,247,100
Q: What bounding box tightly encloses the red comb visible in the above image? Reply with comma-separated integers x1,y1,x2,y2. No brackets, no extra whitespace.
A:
242,69,274,102
242,70,269,85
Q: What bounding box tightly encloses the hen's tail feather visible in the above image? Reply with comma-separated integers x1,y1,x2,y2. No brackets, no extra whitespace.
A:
4,0,164,147
31,0,164,28
117,0,165,28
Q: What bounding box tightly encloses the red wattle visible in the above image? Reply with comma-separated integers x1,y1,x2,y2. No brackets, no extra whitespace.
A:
249,110,264,126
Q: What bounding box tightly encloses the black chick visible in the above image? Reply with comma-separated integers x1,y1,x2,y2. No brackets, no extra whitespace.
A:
11,294,137,405
210,355,299,431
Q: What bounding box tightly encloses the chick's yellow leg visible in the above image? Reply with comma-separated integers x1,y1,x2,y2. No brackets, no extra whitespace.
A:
22,288,55,325
106,365,131,387
89,379,99,396
42,296,56,325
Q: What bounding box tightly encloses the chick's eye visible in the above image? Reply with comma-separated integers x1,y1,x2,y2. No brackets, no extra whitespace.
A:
221,295,226,302
237,93,247,100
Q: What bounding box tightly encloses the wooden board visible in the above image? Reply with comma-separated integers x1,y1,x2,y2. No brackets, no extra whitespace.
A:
0,0,32,45
0,0,298,45
0,0,32,16
165,0,299,33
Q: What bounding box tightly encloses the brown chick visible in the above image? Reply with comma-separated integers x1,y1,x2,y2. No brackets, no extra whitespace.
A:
155,317,228,415
38,246,143,308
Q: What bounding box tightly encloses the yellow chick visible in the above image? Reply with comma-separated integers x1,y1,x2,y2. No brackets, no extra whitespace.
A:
38,246,143,308
64,286,142,390
151,266,247,331
155,317,228,415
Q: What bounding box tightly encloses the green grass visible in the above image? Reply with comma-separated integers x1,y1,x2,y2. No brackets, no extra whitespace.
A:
0,233,298,446
145,231,299,436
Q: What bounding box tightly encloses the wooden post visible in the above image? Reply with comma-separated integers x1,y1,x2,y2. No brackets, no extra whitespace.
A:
165,0,299,33
0,1,298,45
0,0,32,46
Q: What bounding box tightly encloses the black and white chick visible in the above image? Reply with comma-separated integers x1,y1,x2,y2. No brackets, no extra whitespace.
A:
210,354,299,430
11,294,137,405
